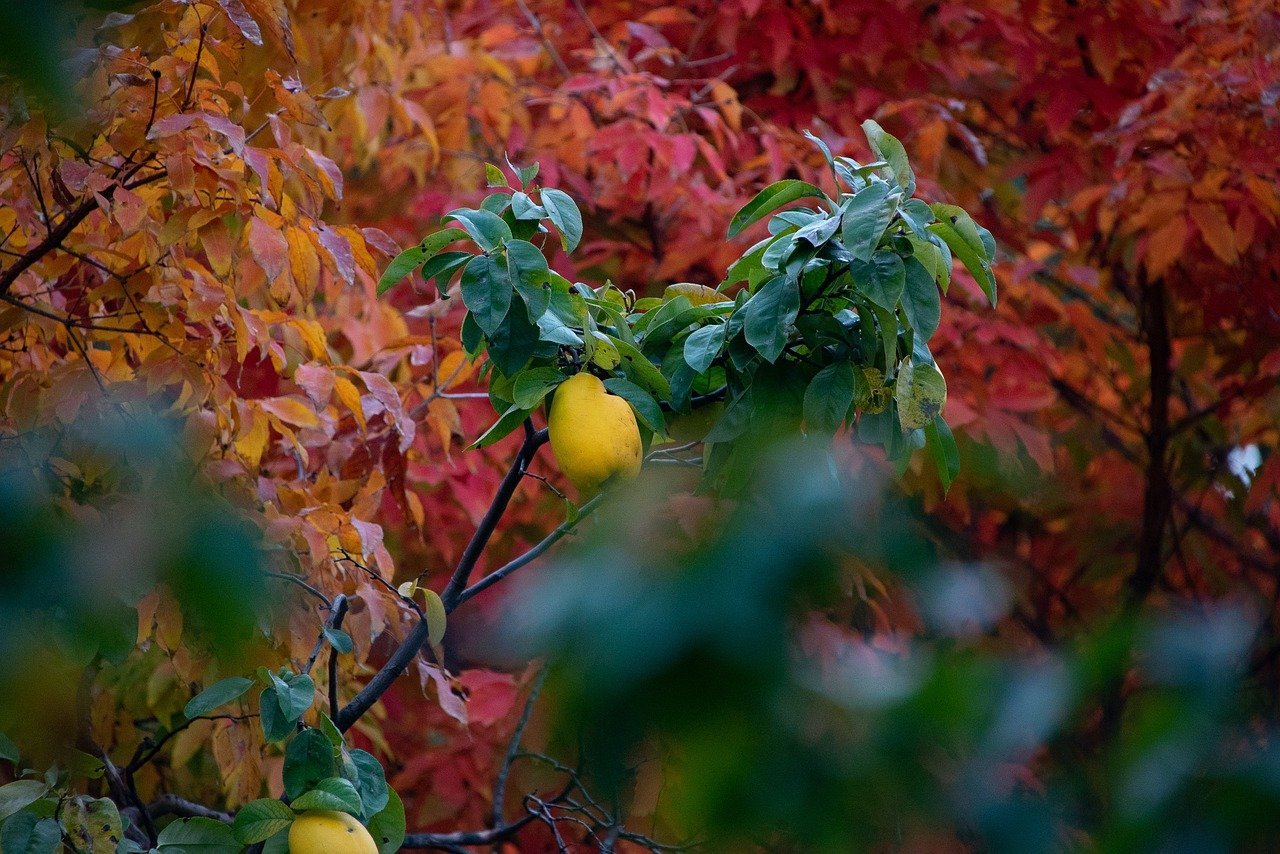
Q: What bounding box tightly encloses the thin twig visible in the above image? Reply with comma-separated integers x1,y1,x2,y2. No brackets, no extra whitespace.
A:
451,493,604,609
492,666,548,828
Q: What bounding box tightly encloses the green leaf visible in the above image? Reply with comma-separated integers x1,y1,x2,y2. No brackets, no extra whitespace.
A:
291,777,363,817
510,191,546,221
323,627,353,654
232,799,294,845
703,388,754,443
376,246,426,295
900,256,941,341
924,417,960,492
852,252,905,313
683,323,726,373
742,276,800,363
442,208,511,252
536,309,584,346
419,251,472,287
258,687,291,742
866,302,900,372
379,230,472,295
511,366,564,409
603,378,666,432
484,162,506,187
895,361,948,430
510,157,540,187
793,213,841,247
486,296,541,375
60,796,122,854
505,239,552,321
840,182,895,261
611,337,672,398
184,677,253,719
721,236,773,290
1,813,60,854
460,254,514,335
539,188,583,253
367,788,406,854
260,827,290,854
0,731,19,765
803,362,856,434
905,235,950,293
283,728,336,800
861,119,915,196
0,781,48,822
929,206,996,306
898,198,935,237
276,673,315,722
348,750,390,817
728,180,828,238
470,404,532,449
155,816,239,852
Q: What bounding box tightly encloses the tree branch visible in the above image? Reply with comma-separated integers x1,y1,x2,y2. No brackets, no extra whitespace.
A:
335,423,547,731
451,493,604,610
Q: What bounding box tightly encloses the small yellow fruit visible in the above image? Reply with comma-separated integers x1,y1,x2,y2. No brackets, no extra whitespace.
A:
288,810,378,854
663,282,731,306
548,372,643,496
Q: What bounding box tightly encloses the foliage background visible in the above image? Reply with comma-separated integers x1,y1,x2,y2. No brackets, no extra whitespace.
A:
0,0,1278,850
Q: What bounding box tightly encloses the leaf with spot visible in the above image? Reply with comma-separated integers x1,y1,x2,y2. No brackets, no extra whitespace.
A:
895,360,948,430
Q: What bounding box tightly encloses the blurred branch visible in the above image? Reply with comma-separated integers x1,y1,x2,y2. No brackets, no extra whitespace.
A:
147,795,232,824
492,666,548,828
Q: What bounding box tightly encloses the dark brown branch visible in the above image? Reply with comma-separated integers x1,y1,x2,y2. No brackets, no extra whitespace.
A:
148,795,233,824
1125,273,1173,606
335,424,548,731
439,422,549,609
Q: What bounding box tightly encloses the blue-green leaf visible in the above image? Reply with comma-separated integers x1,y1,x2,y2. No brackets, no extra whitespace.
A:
290,778,363,817
539,188,583,253
442,209,511,252
803,362,856,434
742,275,800,363
861,120,915,196
728,180,828,238
683,323,726,374
184,677,253,720
852,252,906,313
504,239,551,321
841,182,895,261
283,728,335,800
901,256,941,341
460,254,514,335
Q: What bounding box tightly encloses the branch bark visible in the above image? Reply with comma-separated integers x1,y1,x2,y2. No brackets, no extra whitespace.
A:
334,423,547,731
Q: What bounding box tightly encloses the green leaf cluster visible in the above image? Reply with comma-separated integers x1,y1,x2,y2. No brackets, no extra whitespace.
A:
381,129,996,493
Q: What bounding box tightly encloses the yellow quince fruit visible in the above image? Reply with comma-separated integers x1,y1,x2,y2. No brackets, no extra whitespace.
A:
288,810,378,854
548,372,642,496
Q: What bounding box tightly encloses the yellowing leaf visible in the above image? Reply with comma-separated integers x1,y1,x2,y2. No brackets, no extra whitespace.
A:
290,318,330,362
260,396,321,428
235,405,271,468
334,375,366,430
